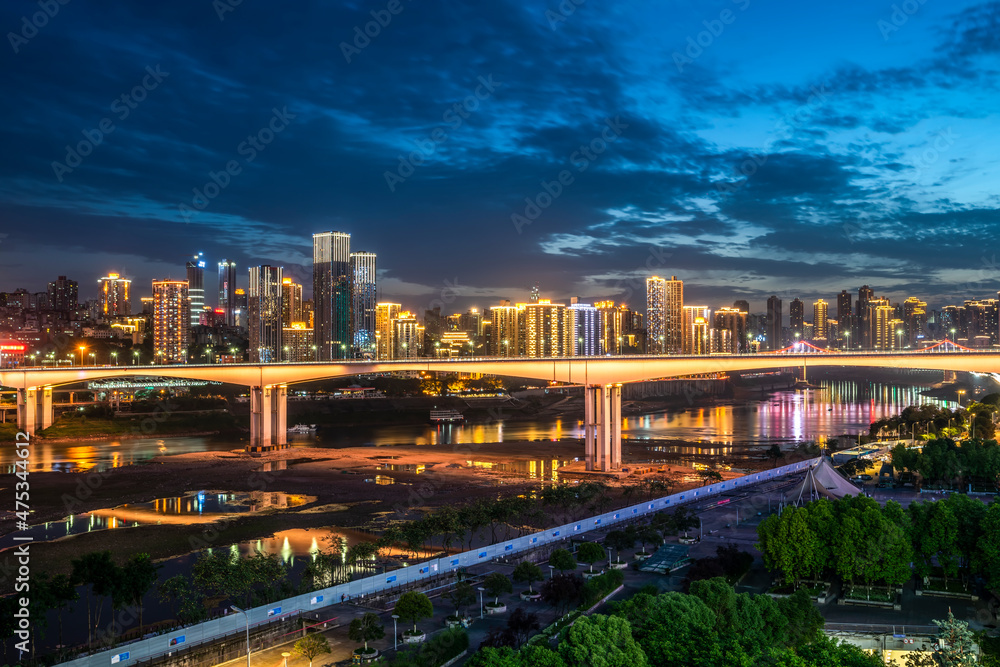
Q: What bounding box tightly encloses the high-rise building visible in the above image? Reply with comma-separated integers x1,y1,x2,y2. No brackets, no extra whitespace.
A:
98,272,131,318
234,288,247,328
766,296,782,350
48,276,78,312
813,299,829,342
490,301,521,356
857,285,874,347
395,311,422,358
713,307,746,353
902,297,927,347
186,252,206,327
282,322,314,361
789,298,804,340
964,299,999,346
568,300,600,356
281,278,303,327
375,302,401,360
218,260,237,326
313,231,351,360
152,280,190,364
350,251,377,358
682,306,711,354
733,299,750,314
248,265,283,362
595,301,624,355
524,300,570,357
866,298,894,350
646,275,683,354
837,290,853,348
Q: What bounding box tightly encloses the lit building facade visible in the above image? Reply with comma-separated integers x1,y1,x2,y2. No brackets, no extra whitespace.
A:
713,307,746,353
313,231,351,360
568,301,600,356
218,260,237,326
375,302,401,360
524,300,569,357
766,295,782,350
282,322,315,361
281,278,303,326
489,302,522,357
186,252,206,327
682,306,710,354
350,251,377,358
48,276,78,312
248,265,283,362
646,275,683,354
813,299,829,342
395,311,422,358
98,273,131,318
152,280,190,363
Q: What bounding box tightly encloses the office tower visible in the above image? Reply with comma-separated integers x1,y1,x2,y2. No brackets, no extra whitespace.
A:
942,305,966,341
395,311,422,358
568,300,600,356
349,251,377,358
248,265,283,362
902,297,927,347
837,290,853,348
595,301,623,355
682,306,711,354
789,298,804,340
524,300,569,357
766,296,782,350
313,231,351,360
233,288,247,328
646,275,683,354
733,299,750,314
713,307,746,353
152,280,190,363
48,276,78,312
186,252,206,327
98,272,132,318
375,302,401,360
866,298,893,349
281,278,304,326
813,299,829,342
964,299,999,346
459,308,483,340
857,285,874,346
282,322,314,361
490,301,521,356
217,260,237,326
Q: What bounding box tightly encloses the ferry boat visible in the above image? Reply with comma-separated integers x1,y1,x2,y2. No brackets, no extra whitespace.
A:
287,424,317,434
429,409,464,423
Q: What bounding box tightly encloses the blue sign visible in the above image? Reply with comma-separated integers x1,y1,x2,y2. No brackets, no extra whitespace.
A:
310,595,323,604
531,537,538,543
613,513,619,519
893,634,906,639
505,544,513,551
595,519,601,525
478,551,487,558
451,559,459,566
169,635,185,647
420,566,429,574
268,606,281,617
386,575,397,583
553,531,560,536
111,652,130,664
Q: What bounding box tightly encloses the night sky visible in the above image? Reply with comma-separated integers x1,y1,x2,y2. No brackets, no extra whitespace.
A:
1,0,999,313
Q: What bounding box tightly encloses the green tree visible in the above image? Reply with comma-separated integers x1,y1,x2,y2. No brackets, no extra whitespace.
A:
512,561,544,593
70,551,120,649
118,553,161,636
909,501,960,586
611,591,720,666
576,542,606,573
394,591,433,634
975,501,1000,592
541,573,584,614
348,612,385,653
559,614,648,667
483,572,513,606
447,580,476,619
550,548,577,572
636,527,661,554
292,633,332,667
933,610,978,667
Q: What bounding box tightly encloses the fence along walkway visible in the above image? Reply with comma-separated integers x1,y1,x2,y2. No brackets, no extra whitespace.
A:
57,457,821,667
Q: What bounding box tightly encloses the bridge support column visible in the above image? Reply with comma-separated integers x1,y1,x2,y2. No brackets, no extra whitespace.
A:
584,384,622,472
250,385,287,448
16,387,53,436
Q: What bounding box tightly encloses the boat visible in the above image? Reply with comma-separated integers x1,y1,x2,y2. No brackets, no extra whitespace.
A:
429,409,464,423
287,424,317,434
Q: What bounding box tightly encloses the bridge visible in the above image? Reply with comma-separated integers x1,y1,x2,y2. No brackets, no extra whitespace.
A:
1,345,991,471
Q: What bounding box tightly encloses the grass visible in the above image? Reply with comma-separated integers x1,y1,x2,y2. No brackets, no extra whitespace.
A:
844,586,895,602
925,578,968,594
769,584,827,598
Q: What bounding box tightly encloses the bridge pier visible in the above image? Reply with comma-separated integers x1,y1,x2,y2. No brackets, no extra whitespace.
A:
249,385,287,449
16,387,53,436
584,384,622,472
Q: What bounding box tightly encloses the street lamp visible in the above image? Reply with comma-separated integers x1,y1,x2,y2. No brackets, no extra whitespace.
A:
132,350,140,365
478,586,485,619
391,614,400,650
281,652,291,667
111,351,118,366
548,565,555,580
78,345,86,366
230,605,251,667
88,352,95,365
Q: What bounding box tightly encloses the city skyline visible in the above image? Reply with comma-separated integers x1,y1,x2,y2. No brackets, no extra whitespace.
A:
2,2,1000,309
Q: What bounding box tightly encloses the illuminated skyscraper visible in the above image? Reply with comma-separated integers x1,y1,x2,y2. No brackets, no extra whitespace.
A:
218,260,237,326
867,298,893,350
568,299,600,356
595,301,624,355
281,278,303,326
395,311,422,358
48,275,78,312
766,296,782,350
282,322,314,361
857,285,874,347
490,301,522,356
902,297,927,346
813,299,829,342
248,265,283,362
350,251,377,358
152,280,189,363
375,302,401,360
789,298,804,340
837,290,853,348
713,307,746,353
647,275,683,354
186,252,206,326
98,272,131,318
682,306,710,354
524,300,570,357
313,231,351,360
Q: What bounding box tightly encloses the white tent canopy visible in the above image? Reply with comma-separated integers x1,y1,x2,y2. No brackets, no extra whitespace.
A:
782,458,862,504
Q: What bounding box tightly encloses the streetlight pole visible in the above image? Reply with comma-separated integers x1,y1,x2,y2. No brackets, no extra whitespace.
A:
391,614,399,650
281,652,290,667
230,605,250,667
478,587,485,619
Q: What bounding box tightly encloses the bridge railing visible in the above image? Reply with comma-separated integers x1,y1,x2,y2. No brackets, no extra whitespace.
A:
55,457,821,667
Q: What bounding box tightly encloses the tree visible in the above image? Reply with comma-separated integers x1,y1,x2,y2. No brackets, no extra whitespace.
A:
604,530,635,562
636,527,661,555
611,591,720,666
483,572,513,606
70,551,120,648
394,591,433,634
933,610,978,666
576,542,606,573
767,444,783,468
447,581,476,619
348,612,384,653
909,501,960,586
558,614,648,667
549,548,577,572
292,633,332,667
512,561,543,593
698,469,723,486
506,607,541,649
118,553,161,636
541,573,584,614
976,501,1000,592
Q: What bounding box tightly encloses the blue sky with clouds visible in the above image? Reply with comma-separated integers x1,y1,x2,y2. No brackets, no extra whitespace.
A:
1,0,998,312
